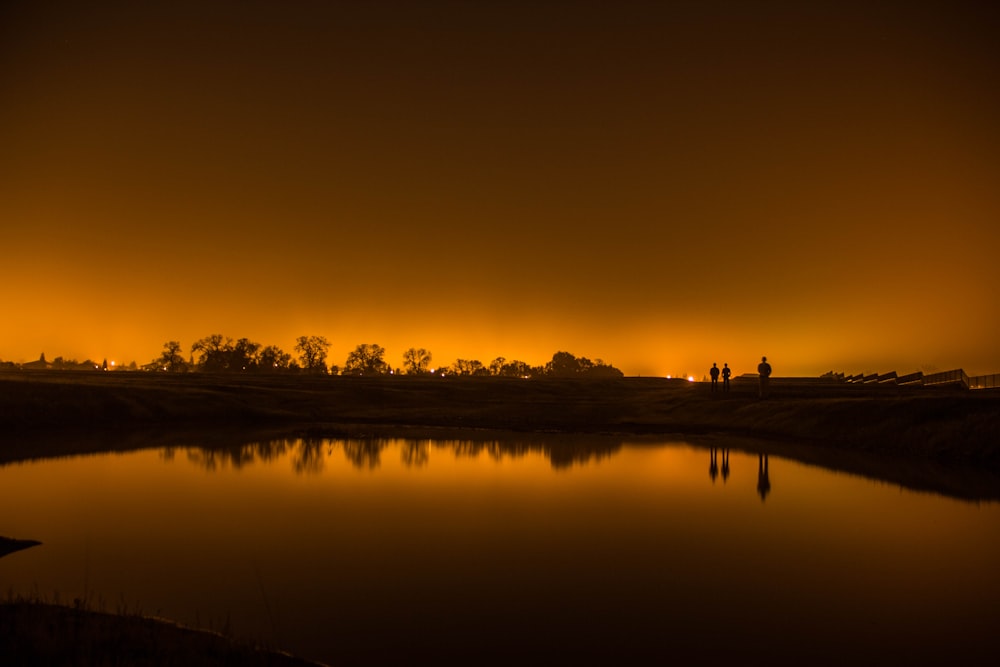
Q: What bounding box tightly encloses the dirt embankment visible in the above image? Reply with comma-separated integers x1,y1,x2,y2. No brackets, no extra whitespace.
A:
1,371,998,468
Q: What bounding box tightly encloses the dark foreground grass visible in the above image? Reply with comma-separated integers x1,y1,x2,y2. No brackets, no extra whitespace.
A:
0,597,322,667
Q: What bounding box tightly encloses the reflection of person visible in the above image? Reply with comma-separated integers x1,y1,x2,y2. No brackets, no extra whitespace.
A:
721,363,731,392
757,454,771,502
757,356,772,399
709,447,719,483
709,363,720,392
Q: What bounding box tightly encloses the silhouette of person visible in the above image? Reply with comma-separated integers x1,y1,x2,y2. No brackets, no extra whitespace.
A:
757,356,772,399
721,363,731,392
709,363,720,392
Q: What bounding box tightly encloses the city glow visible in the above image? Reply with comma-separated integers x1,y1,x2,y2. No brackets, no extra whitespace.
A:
0,2,997,377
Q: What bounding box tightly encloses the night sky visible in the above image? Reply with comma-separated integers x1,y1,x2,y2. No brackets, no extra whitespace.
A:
2,0,998,377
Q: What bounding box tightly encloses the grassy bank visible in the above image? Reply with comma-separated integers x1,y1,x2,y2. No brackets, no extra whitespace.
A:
1,370,998,468
0,598,321,666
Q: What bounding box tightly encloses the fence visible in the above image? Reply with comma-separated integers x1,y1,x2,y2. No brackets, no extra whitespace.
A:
969,373,1000,390
923,369,970,388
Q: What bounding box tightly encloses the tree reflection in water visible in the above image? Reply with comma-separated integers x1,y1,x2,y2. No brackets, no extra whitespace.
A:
176,435,624,473
400,440,430,468
181,439,298,472
341,439,389,470
292,438,328,474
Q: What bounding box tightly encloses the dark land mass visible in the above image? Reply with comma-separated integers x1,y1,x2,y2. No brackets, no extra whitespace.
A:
2,370,998,463
1,370,998,501
0,536,41,559
0,600,323,667
2,533,317,664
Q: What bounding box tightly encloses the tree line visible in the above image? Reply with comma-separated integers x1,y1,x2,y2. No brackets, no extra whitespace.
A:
2,336,623,378
149,335,623,378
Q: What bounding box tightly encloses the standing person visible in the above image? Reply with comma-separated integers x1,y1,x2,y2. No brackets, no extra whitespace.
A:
709,363,720,392
757,356,772,399
722,363,731,392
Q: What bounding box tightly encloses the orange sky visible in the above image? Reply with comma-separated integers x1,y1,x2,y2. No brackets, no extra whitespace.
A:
2,1,998,377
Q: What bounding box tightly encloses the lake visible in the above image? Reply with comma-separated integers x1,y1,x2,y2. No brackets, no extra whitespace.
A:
1,434,998,665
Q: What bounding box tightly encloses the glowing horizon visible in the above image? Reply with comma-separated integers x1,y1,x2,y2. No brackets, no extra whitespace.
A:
2,1,998,378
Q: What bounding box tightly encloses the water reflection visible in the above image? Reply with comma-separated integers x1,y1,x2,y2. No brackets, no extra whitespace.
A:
708,447,772,499
171,435,625,474
178,438,298,471
2,426,999,502
757,453,771,502
400,440,430,467
709,447,732,484
2,438,999,666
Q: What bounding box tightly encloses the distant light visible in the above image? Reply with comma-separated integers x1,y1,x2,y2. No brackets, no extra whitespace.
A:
688,376,694,382
666,375,671,379
110,361,116,367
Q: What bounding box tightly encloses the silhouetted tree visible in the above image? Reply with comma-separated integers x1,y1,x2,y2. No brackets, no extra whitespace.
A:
453,359,486,376
259,345,292,371
489,357,506,376
544,351,623,378
191,334,232,371
402,347,432,374
498,359,533,378
344,343,390,376
231,338,261,371
547,351,580,377
295,335,330,374
586,362,624,378
154,340,188,373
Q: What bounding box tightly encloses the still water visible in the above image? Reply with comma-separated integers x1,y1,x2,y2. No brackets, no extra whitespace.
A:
1,436,998,665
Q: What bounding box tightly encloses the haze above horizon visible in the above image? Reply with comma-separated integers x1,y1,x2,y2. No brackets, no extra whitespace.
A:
2,1,998,377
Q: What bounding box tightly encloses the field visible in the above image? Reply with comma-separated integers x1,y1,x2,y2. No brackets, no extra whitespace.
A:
1,369,998,469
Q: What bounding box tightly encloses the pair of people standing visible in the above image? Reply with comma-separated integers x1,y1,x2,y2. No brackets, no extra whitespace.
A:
709,357,772,398
709,362,732,393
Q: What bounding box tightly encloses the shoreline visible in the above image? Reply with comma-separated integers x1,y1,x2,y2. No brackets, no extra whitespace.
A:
2,371,998,468
0,598,323,666
1,370,998,501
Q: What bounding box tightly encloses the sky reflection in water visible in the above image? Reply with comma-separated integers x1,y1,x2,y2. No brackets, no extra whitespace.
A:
2,437,998,665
